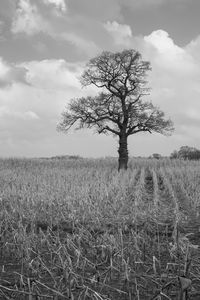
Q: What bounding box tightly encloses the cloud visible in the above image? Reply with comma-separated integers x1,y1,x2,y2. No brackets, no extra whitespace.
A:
22,111,40,120
0,20,4,38
58,32,100,57
133,29,200,148
120,0,164,7
42,0,67,12
22,59,82,90
0,57,27,86
0,106,39,120
0,57,101,157
104,21,132,46
43,0,67,12
186,35,200,63
118,0,186,9
144,30,196,74
2,8,200,157
11,0,48,35
68,0,122,21
0,57,10,80
144,30,181,54
11,0,100,58
143,30,199,80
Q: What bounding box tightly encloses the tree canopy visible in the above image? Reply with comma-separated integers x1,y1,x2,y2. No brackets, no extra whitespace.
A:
58,49,174,170
170,146,200,160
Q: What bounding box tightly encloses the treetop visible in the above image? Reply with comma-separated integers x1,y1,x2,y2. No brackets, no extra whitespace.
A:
81,49,151,99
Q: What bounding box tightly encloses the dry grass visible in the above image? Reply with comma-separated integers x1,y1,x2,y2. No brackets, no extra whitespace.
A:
0,157,200,299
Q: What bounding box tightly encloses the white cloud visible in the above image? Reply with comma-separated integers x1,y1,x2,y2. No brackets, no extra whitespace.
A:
23,111,40,120
134,29,200,148
186,36,200,63
144,30,182,54
0,57,27,86
0,58,98,156
144,30,197,74
0,106,39,120
42,0,67,12
104,21,132,45
11,0,99,57
22,59,82,90
12,0,48,35
0,58,10,80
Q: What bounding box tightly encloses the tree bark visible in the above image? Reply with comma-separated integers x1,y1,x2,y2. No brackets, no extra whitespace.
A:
118,134,128,171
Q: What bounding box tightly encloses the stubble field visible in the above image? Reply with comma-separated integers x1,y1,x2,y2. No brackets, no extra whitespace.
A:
0,157,200,299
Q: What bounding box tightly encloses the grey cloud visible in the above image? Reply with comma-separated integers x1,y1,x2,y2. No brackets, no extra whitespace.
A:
68,0,122,21
0,63,29,87
118,0,186,10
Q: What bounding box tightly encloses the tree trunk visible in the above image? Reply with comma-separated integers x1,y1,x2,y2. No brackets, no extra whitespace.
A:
118,134,128,171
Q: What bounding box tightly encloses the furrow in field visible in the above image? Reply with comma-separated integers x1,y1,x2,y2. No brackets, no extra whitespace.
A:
163,168,200,246
164,168,193,215
144,167,154,203
130,167,175,239
133,167,149,210
142,168,175,238
155,168,177,224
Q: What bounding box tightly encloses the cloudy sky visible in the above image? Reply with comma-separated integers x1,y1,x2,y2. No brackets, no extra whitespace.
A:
0,0,200,158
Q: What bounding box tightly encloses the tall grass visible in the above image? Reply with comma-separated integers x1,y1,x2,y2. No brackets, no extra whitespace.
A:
0,157,200,299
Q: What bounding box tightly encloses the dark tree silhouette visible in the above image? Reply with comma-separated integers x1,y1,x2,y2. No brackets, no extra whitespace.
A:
170,146,200,160
57,49,174,170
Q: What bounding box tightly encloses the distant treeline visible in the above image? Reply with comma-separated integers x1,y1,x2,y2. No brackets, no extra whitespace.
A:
40,155,83,160
170,146,200,160
148,146,200,160
41,146,200,161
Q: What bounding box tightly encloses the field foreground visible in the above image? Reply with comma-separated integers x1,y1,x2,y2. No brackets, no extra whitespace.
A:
0,157,200,299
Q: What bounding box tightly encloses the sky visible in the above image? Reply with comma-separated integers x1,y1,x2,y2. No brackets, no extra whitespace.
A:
0,0,200,158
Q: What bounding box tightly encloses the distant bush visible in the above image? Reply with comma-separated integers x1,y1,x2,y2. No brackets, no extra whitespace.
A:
152,153,162,159
170,146,200,160
170,150,178,159
148,153,162,159
50,155,82,160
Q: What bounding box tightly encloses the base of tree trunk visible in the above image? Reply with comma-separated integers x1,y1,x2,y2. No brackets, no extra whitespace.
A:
118,160,128,171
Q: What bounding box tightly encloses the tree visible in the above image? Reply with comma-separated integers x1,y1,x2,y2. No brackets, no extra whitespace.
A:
57,49,174,170
170,146,200,160
170,150,178,159
152,153,162,159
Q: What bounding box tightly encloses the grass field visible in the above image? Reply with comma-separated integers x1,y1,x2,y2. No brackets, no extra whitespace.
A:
0,157,200,299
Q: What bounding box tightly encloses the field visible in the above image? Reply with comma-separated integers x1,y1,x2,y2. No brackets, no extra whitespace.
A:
0,157,200,299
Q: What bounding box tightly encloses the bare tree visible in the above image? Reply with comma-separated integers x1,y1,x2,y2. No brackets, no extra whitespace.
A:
57,49,174,170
